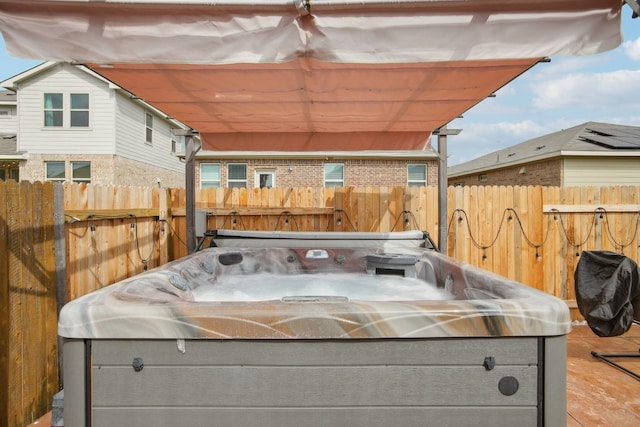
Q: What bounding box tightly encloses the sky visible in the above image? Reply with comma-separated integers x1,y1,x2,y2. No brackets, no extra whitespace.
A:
1,7,640,166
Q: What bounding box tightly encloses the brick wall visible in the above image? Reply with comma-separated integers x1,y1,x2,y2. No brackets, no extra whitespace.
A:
113,156,184,188
449,158,562,187
19,154,184,187
196,158,439,188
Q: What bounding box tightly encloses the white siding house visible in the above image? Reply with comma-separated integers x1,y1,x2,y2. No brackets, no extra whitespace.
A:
1,62,187,187
562,157,640,187
0,90,22,181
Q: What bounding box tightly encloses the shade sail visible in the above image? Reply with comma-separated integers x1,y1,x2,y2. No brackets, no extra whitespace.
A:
0,0,624,151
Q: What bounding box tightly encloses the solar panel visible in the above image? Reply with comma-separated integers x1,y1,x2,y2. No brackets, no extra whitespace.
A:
590,127,640,139
583,128,640,149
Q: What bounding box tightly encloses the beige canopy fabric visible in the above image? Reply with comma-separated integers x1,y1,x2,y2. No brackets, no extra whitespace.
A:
0,0,624,151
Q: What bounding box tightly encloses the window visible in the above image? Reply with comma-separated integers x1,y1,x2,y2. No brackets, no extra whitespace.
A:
324,163,344,187
227,163,247,188
72,161,91,183
407,164,427,187
44,93,63,127
478,174,488,183
45,161,66,181
200,163,221,188
44,93,89,127
145,112,153,144
0,164,17,181
70,94,89,127
171,130,185,154
256,169,275,189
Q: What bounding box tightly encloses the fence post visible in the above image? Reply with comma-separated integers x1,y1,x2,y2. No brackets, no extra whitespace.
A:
54,182,66,390
0,181,8,427
159,188,171,265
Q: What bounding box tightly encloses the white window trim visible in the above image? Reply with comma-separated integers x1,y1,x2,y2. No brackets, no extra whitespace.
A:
407,164,427,187
69,93,90,128
145,112,153,145
171,131,185,154
227,163,248,188
200,163,221,189
71,161,91,183
45,161,66,182
43,92,91,129
255,169,276,189
324,162,344,187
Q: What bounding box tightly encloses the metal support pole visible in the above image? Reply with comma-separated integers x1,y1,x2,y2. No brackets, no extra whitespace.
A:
437,129,448,253
184,132,198,253
435,125,461,254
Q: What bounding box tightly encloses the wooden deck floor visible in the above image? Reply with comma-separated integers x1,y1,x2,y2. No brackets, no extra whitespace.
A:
567,323,640,426
26,324,640,427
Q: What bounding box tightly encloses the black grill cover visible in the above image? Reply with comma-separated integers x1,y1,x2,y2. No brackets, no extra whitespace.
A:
575,251,640,337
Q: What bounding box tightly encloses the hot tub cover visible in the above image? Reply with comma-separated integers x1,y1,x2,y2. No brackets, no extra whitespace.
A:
575,250,640,337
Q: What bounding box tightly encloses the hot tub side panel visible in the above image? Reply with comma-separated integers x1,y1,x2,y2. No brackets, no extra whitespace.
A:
62,337,567,427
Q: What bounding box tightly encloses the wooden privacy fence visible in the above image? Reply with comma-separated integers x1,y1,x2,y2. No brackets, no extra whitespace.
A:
169,186,440,259
447,185,640,307
3,181,640,426
64,182,169,301
171,185,640,310
1,181,167,427
1,181,59,427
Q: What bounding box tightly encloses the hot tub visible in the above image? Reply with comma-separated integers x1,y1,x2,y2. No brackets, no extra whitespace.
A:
59,230,570,427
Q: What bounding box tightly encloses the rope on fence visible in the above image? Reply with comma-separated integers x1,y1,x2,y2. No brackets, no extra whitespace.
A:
448,207,640,257
274,211,300,231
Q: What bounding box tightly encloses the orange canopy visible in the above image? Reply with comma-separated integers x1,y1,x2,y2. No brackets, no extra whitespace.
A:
0,0,623,151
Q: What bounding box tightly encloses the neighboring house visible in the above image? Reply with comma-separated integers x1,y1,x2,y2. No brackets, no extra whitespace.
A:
195,150,439,189
448,122,640,187
0,90,21,180
0,62,187,187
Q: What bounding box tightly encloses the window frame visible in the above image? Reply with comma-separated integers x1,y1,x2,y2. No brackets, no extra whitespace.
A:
43,93,64,127
255,169,276,189
170,130,185,154
227,163,248,188
45,161,66,181
69,93,90,127
200,163,221,189
145,112,153,144
43,92,91,128
407,164,427,187
324,162,344,188
71,161,91,183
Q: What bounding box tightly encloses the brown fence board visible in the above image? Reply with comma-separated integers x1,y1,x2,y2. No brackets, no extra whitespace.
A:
0,181,8,424
1,181,58,427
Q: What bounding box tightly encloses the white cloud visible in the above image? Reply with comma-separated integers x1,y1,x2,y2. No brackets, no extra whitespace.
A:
622,37,640,60
527,55,609,82
531,69,640,109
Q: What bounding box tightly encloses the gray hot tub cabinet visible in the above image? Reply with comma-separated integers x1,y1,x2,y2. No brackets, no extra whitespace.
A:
63,336,566,427
59,231,569,426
